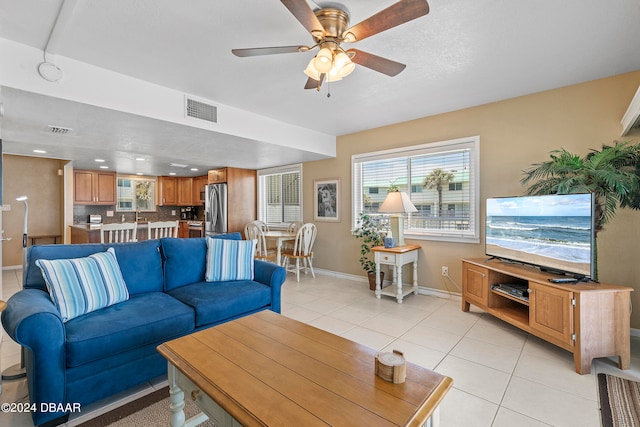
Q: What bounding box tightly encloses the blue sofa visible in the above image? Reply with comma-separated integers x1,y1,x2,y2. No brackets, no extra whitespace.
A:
1,234,286,426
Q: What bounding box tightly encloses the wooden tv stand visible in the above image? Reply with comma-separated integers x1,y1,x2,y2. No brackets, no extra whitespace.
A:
461,258,632,374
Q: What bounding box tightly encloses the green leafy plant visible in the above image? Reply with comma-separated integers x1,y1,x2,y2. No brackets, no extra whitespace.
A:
521,141,640,280
353,213,387,274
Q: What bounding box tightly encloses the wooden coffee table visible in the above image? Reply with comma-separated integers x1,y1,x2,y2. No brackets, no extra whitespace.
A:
157,311,453,427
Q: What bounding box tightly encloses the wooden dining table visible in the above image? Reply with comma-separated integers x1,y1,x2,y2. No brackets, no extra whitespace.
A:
263,230,296,265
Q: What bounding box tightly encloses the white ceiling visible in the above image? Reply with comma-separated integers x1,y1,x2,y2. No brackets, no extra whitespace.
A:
1,0,640,175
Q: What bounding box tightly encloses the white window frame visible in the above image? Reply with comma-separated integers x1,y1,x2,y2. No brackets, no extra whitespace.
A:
116,175,157,212
257,164,303,227
352,136,480,243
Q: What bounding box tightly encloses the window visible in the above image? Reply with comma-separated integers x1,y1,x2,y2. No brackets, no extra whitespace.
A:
258,164,302,226
116,176,156,211
352,136,480,243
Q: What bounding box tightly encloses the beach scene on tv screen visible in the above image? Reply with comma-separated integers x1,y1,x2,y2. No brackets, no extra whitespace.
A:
486,194,592,276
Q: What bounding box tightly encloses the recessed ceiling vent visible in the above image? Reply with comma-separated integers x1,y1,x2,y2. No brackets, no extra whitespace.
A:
47,125,73,135
185,96,217,124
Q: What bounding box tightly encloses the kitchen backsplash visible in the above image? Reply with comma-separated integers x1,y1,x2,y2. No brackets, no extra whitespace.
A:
73,205,204,224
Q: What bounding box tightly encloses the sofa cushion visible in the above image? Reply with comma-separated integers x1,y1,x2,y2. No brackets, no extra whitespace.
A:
25,240,164,294
36,248,129,322
160,233,242,291
205,238,255,282
110,239,164,294
168,281,271,327
65,292,194,367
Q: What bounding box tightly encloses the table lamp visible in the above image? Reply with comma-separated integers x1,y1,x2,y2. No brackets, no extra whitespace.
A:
378,191,417,246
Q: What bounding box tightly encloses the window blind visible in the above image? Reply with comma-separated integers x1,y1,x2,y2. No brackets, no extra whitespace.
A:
352,137,480,243
258,164,302,225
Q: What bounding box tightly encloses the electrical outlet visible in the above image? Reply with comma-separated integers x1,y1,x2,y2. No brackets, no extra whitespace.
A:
441,266,449,277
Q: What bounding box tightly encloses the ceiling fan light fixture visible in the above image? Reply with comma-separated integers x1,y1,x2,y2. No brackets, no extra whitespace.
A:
314,47,333,73
325,67,343,83
304,58,321,80
334,51,355,77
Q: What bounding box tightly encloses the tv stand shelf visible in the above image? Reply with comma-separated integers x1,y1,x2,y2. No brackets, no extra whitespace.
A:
462,258,632,374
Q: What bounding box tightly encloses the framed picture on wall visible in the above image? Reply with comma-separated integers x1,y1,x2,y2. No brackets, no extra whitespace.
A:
314,178,340,222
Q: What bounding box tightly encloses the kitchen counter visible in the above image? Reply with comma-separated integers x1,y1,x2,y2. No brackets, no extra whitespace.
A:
69,220,201,243
70,223,151,243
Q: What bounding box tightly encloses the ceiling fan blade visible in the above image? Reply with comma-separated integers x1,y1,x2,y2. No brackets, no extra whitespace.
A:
304,74,325,90
232,46,308,57
281,0,324,36
348,49,406,76
344,0,429,43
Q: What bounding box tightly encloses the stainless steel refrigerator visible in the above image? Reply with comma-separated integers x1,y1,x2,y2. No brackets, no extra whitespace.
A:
205,183,228,236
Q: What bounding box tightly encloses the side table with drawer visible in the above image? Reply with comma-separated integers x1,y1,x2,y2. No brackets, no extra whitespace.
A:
371,245,421,303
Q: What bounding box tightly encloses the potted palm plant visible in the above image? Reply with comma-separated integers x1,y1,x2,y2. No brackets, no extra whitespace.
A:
353,212,387,290
521,141,640,280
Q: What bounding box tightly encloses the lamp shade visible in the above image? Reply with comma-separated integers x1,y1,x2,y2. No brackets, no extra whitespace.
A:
379,191,418,213
314,47,333,73
304,58,321,80
334,51,355,77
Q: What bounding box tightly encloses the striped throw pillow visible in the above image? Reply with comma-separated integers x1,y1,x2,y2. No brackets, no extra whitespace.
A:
36,248,130,322
205,237,255,282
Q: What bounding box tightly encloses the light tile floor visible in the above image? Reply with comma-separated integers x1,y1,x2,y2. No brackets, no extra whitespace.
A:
1,269,639,426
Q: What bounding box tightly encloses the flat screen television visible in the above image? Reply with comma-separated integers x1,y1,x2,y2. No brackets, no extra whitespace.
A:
485,193,595,279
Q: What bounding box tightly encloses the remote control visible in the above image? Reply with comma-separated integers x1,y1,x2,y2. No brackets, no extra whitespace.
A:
548,278,578,283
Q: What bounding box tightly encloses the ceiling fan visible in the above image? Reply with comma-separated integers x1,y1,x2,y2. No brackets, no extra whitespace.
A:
232,0,430,91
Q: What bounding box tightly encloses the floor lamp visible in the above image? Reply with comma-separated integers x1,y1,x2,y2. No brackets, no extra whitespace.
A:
2,195,28,380
378,191,417,246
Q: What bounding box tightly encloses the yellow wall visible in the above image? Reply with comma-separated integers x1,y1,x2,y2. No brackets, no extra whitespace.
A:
303,70,640,327
2,155,65,266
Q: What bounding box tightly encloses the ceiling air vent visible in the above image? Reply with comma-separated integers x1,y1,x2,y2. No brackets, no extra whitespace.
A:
185,96,217,124
47,125,73,135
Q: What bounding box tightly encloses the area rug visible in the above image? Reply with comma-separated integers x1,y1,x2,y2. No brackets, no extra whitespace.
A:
78,386,214,427
598,373,640,427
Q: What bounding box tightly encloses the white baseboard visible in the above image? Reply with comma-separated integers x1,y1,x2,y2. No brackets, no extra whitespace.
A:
314,268,639,335
313,268,461,300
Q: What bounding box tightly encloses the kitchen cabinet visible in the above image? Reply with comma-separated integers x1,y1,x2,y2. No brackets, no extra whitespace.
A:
177,177,193,206
158,176,207,206
461,258,632,374
193,175,208,206
178,221,189,238
74,170,116,205
158,176,178,206
226,167,257,234
208,168,227,184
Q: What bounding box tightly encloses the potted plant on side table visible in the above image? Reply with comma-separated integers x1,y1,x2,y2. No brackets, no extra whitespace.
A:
353,212,387,290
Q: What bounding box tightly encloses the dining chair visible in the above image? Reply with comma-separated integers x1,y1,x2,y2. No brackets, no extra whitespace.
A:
287,220,304,233
100,222,138,243
244,222,278,263
147,220,179,239
281,223,317,282
283,220,304,251
246,220,277,250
